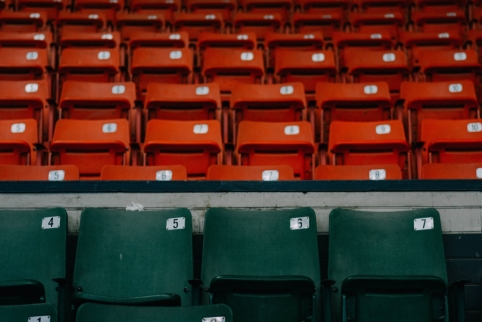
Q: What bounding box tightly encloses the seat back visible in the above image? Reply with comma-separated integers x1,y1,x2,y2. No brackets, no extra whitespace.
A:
207,164,295,180
73,208,193,306
314,164,402,180
116,13,164,41
412,9,466,33
56,12,106,36
59,31,120,50
17,0,65,21
292,13,343,39
0,47,49,81
128,32,189,50
0,11,47,32
328,208,447,322
0,119,38,165
202,207,320,322
173,12,224,41
75,0,124,22
0,165,79,180
100,165,188,180
233,12,283,40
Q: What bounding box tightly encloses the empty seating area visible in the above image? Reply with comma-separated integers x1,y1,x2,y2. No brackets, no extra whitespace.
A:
1,0,482,180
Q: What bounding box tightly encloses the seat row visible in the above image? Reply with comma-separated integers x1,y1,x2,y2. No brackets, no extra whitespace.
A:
0,207,465,322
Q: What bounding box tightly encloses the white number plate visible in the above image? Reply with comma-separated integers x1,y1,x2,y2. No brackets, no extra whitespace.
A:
290,217,309,230
262,170,279,181
202,317,225,322
156,170,173,181
369,169,386,180
48,170,65,181
166,217,185,230
414,217,434,231
28,316,50,322
42,217,60,229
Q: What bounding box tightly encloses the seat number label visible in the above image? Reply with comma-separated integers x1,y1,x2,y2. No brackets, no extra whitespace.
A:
262,170,279,181
48,170,65,181
414,217,434,230
28,316,50,322
202,317,225,322
156,170,173,181
290,217,309,230
467,122,482,132
369,169,386,180
41,217,60,229
166,217,185,230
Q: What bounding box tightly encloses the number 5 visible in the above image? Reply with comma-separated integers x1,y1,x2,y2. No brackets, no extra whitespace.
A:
173,219,178,228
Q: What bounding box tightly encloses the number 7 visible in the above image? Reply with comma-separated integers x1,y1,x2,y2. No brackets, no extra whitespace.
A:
421,219,426,228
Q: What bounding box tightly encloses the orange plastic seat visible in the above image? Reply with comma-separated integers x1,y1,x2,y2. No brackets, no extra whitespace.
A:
0,164,80,180
131,47,193,99
197,32,256,67
0,80,51,142
75,0,124,22
0,119,38,165
144,119,223,179
297,0,349,15
202,48,265,100
413,0,464,12
50,119,130,179
314,164,402,180
349,11,404,40
130,0,181,22
100,165,187,180
230,83,307,143
116,12,165,41
56,12,106,36
185,0,236,21
351,0,408,13
292,12,343,40
421,163,482,179
265,31,324,68
400,30,462,62
0,10,47,32
129,31,189,50
400,80,479,144
207,164,295,180
0,48,50,81
173,12,224,41
239,0,292,21
333,31,393,59
275,49,336,101
17,0,65,21
233,12,283,41
316,82,392,142
327,120,411,178
342,49,409,101
59,31,120,49
411,9,466,33
0,31,55,69
145,83,221,121
414,49,482,83
235,120,315,179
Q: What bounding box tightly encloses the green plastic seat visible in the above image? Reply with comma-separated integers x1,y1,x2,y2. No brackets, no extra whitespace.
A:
72,208,193,308
0,208,67,322
328,208,449,322
201,207,320,322
76,303,233,322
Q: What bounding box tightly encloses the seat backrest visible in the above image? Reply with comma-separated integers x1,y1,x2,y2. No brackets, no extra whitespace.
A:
56,12,106,35
0,10,47,32
292,12,343,38
265,31,324,67
0,208,67,306
0,31,52,49
59,31,120,49
202,207,320,321
173,12,224,41
0,79,49,121
17,0,65,21
328,208,447,322
100,165,187,180
0,165,79,180
0,47,49,80
411,9,465,33
421,162,482,179
207,164,295,180
76,303,233,322
315,164,402,180
116,13,164,41
233,12,283,40
73,208,192,305
129,32,189,50
400,31,462,52
332,31,393,54
0,119,38,165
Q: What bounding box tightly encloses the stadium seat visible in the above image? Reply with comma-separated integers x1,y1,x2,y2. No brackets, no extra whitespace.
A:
314,164,402,180
130,48,193,99
233,12,283,41
129,0,180,22
197,32,256,67
173,12,224,41
0,47,50,81
332,31,393,60
75,0,124,23
351,0,408,13
327,120,411,178
413,49,482,83
413,0,464,12
116,13,165,42
400,30,463,62
71,208,193,312
275,49,337,102
49,119,130,179
349,11,404,40
76,303,233,322
202,48,264,101
316,82,392,143
144,83,221,121
239,0,292,21
411,9,466,33
0,10,47,32
264,31,324,68
207,164,295,180
17,0,65,21
0,164,80,180
418,119,482,177
100,165,187,180
230,83,307,142
292,12,343,40
342,49,409,101
185,0,236,21
421,163,482,179
201,207,320,322
0,208,67,321
129,32,189,52
56,12,107,36
0,119,39,165
297,0,349,15
0,31,53,50
144,119,223,179
235,121,315,179
328,208,451,322
59,31,120,49
399,80,479,144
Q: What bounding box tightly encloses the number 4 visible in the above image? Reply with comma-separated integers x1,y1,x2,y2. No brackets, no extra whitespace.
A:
48,218,54,227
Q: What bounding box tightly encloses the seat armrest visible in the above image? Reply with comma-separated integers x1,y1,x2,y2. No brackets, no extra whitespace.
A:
0,279,45,305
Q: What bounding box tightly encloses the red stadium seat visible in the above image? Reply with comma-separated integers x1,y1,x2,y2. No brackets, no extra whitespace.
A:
400,30,462,62
235,120,315,179
116,13,165,42
100,165,187,180
333,31,393,59
0,48,50,81
239,0,292,21
131,47,193,99
0,164,80,180
349,11,404,40
421,163,482,179
0,119,38,165
351,0,408,13
275,49,337,102
233,12,283,41
56,12,106,36
75,0,124,23
59,31,120,49
17,0,65,21
145,83,221,121
0,10,47,32
292,12,342,40
185,0,236,21
413,0,463,12
173,12,224,41
411,9,466,33
202,48,264,101
130,0,180,22
399,80,479,144
197,32,256,67
129,31,189,51
143,119,223,179
50,119,130,179
207,164,295,180
296,0,349,15
327,120,411,178
316,82,392,142
314,164,402,180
